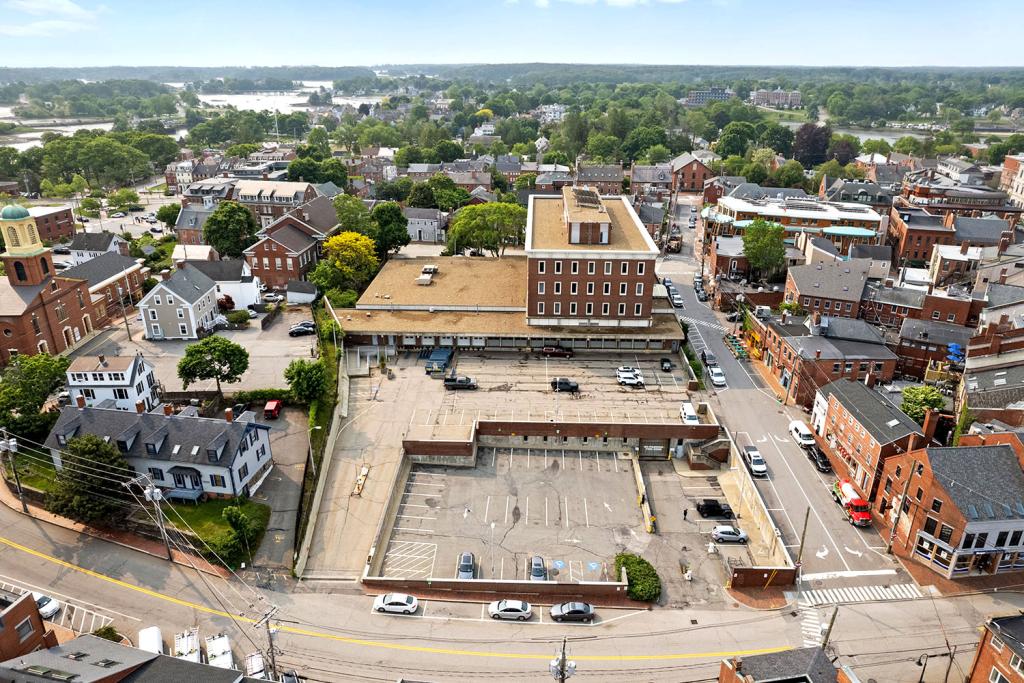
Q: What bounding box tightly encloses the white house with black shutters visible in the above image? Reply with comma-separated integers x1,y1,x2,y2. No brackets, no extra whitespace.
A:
44,403,273,501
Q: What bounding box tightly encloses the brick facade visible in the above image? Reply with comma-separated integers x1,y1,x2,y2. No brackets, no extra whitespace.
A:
28,206,76,243
526,256,657,322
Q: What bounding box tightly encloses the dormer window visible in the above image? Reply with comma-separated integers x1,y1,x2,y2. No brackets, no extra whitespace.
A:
116,440,129,453
146,442,157,455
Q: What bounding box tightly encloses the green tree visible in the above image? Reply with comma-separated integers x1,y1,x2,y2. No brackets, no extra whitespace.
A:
900,385,945,424
332,194,375,234
177,336,250,396
757,123,794,157
0,354,70,442
792,123,832,168
108,188,140,211
376,177,413,202
644,144,671,164
309,231,380,291
369,201,410,257
46,435,131,525
307,127,331,159
741,218,786,279
284,359,328,404
407,183,437,209
225,143,261,158
586,132,620,161
203,201,259,258
446,203,527,257
319,158,348,187
861,138,892,155
156,203,180,227
514,173,537,190
767,159,806,188
287,157,322,183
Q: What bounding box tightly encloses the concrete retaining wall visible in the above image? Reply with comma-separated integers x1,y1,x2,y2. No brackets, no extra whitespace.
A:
365,456,413,578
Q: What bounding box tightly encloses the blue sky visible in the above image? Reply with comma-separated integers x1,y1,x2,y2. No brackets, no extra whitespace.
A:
0,0,1018,68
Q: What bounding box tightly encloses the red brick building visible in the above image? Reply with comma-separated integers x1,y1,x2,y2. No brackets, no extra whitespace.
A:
702,176,746,206
525,187,658,326
0,205,102,366
810,378,924,502
575,165,623,194
784,260,871,319
27,205,76,243
876,432,1024,579
670,153,711,193
244,224,318,290
894,317,972,380
967,614,1024,683
232,179,318,229
859,280,976,329
887,203,955,263
0,589,56,660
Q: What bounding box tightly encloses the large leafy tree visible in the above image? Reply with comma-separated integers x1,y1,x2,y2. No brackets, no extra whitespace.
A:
202,201,259,258
309,231,380,291
757,123,794,157
406,183,437,209
177,336,250,395
287,157,322,183
741,218,786,279
792,123,832,168
284,359,328,404
369,201,410,258
0,354,70,442
332,194,375,234
46,435,132,525
900,385,946,424
446,203,527,257
156,203,180,227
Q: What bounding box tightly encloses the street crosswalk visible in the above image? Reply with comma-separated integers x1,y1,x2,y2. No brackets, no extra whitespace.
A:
799,606,824,648
678,315,726,333
797,583,923,607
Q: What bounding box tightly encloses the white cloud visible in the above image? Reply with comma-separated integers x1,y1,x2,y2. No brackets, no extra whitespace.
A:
1,0,102,37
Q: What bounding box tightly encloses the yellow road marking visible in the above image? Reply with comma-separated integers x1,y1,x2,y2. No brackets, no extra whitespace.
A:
0,534,791,661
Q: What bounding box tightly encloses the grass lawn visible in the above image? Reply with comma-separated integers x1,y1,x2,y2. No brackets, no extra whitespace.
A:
166,499,271,540
10,453,56,492
148,182,167,193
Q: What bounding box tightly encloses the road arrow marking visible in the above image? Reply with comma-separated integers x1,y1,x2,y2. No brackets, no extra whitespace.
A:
815,546,829,559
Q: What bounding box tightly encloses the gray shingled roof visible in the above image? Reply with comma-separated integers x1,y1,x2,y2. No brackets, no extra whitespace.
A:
630,164,672,184
156,266,216,304
402,207,443,221
45,405,267,470
174,205,214,233
181,259,248,282
990,616,1024,660
789,259,871,301
926,445,1024,523
820,379,920,444
122,653,243,683
822,317,886,345
59,252,142,288
965,364,1024,409
954,216,1010,245
638,203,665,225
577,164,623,181
288,279,317,294
899,318,972,347
808,237,839,256
286,195,339,234
262,224,316,254
69,231,117,252
0,634,154,682
986,283,1024,308
850,244,892,261
730,646,838,683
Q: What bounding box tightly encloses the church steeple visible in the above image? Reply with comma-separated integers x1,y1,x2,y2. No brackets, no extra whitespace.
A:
1,204,53,287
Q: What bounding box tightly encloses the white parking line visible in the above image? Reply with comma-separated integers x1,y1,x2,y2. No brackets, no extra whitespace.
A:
584,498,590,527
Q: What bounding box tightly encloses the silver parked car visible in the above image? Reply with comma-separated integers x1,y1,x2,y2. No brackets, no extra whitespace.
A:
456,552,475,579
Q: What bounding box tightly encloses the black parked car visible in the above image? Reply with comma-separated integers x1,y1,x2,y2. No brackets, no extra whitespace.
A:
52,246,71,254
550,377,579,393
549,602,595,623
288,326,316,337
809,446,833,473
443,376,478,390
696,499,734,519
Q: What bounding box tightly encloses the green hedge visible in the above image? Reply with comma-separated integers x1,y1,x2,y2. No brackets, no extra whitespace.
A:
225,310,250,325
614,553,661,602
231,388,293,405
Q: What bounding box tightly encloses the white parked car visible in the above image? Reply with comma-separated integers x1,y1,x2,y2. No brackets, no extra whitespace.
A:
373,593,418,614
262,293,284,303
743,445,768,478
708,367,727,387
110,211,126,218
616,369,645,387
487,599,533,621
789,420,816,448
711,525,749,544
32,592,61,619
616,366,643,378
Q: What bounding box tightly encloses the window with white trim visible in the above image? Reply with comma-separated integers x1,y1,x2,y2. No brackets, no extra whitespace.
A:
538,260,545,274
587,282,594,295
990,667,1010,683
553,302,561,315
634,303,642,316
586,302,593,315
635,283,643,296
538,282,545,295
637,262,645,275
619,282,627,295
537,302,545,315
617,303,626,316
570,282,578,295
602,303,609,315
620,261,628,275
604,262,612,275
603,282,611,295
587,261,596,275
570,261,579,274
569,302,577,315
554,260,562,274
554,282,561,295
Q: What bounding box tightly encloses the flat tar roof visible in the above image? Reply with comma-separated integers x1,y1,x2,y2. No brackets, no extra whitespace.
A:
357,256,527,309
527,194,656,254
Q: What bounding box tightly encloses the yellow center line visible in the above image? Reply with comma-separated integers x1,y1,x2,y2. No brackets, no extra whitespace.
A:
0,534,791,662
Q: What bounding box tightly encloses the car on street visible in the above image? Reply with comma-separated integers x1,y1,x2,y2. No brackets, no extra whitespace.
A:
550,377,578,393
263,293,284,303
373,593,418,614
110,211,126,218
529,555,547,580
701,350,718,367
708,367,727,387
146,216,158,223
662,276,673,287
671,294,684,308
456,551,475,579
444,376,478,390
33,593,61,619
696,499,734,519
660,358,674,372
616,370,644,387
540,345,573,358
809,446,833,472
487,599,533,621
291,321,315,330
693,273,704,286
149,225,163,233
280,671,301,683
725,311,742,322
789,420,816,448
288,326,316,337
696,290,709,302
711,525,748,544
742,445,768,477
52,246,71,254
550,602,595,623
53,262,69,271
78,216,89,223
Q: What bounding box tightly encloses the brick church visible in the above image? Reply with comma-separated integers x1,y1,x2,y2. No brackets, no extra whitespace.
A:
0,204,100,366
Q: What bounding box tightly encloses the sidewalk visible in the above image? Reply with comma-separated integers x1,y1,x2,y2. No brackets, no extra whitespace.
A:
0,479,230,579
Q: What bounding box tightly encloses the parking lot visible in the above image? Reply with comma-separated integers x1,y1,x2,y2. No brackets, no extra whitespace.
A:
379,447,646,582
407,350,695,427
71,305,319,392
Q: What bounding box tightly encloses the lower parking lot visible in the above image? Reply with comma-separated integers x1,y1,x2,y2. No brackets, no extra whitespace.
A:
379,447,646,582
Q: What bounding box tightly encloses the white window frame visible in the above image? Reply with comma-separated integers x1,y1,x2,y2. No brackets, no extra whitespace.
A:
603,282,611,295
587,261,596,275
554,260,562,275
570,261,579,274
537,260,545,274
587,282,595,295
537,302,545,315
553,302,561,315
619,282,627,296
570,282,578,295
537,282,545,295
554,282,561,295
620,261,629,275
586,302,593,315
637,261,645,275
604,262,612,275
636,283,644,296
634,303,642,316
569,302,577,315
617,303,626,316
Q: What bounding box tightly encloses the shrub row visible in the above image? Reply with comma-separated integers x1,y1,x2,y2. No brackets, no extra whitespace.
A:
614,552,661,602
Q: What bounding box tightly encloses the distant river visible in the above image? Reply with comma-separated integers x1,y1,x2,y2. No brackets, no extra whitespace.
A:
167,80,383,114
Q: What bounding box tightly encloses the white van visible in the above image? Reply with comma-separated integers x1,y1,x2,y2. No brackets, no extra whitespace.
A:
138,626,164,655
680,402,699,425
789,420,815,448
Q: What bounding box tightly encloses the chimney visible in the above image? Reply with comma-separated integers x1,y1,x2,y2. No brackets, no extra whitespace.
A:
864,373,876,389
163,403,173,416
960,241,970,255
225,407,234,423
1000,268,1008,284
98,354,106,366
176,260,186,271
160,269,171,281
991,334,1003,355
75,394,86,409
135,400,145,414
922,408,941,444
815,349,822,359
735,657,743,673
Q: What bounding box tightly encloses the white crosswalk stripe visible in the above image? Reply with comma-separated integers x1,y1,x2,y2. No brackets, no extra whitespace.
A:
798,583,923,607
678,316,726,332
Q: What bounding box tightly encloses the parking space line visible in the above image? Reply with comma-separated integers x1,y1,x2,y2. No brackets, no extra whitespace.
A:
527,448,530,469
579,450,583,470
595,451,602,472
414,471,446,477
484,495,491,523
545,497,549,527
505,496,510,525
525,496,530,525
393,527,434,534
584,498,590,527
564,497,570,529
562,450,566,469
613,454,619,473
490,449,496,467
396,514,436,520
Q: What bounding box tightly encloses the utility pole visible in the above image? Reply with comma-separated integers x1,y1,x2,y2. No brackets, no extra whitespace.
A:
821,606,839,648
549,637,576,682
126,474,172,560
0,430,27,513
795,506,811,569
254,605,279,681
887,459,918,554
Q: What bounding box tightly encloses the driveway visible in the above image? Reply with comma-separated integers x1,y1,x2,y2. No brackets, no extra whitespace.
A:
71,306,318,393
251,406,308,572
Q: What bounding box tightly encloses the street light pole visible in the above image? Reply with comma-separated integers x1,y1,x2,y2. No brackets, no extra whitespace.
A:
307,425,322,477
549,637,576,682
0,430,27,513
